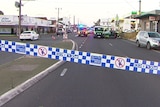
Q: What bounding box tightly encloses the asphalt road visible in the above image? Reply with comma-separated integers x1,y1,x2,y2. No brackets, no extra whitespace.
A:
1,33,160,107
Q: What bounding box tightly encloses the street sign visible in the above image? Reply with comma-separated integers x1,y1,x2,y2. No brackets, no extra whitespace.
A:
15,1,20,8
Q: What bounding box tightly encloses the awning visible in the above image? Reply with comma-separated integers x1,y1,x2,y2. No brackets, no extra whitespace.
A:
135,10,160,19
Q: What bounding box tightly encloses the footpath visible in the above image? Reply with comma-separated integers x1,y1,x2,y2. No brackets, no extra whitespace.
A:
0,39,75,106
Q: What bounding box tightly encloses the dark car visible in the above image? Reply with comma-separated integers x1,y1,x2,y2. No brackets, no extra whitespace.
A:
56,28,64,36
67,29,72,33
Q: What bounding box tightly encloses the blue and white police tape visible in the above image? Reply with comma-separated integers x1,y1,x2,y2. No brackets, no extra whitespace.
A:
0,39,160,75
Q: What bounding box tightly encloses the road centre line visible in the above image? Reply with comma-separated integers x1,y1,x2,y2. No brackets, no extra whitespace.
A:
60,68,68,76
79,40,86,49
109,43,113,46
79,44,83,49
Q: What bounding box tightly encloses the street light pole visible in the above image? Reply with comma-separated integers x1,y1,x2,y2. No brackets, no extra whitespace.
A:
139,0,141,15
56,8,62,32
18,0,22,36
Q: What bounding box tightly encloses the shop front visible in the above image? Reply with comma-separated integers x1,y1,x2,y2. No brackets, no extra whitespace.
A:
135,10,160,33
0,15,55,36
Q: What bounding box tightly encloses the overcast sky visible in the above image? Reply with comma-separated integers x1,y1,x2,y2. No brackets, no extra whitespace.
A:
0,0,160,26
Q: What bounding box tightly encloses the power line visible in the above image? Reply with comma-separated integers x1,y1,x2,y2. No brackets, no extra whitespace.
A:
123,0,138,11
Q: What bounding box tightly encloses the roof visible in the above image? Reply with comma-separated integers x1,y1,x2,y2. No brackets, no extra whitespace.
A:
135,10,160,19
35,17,48,20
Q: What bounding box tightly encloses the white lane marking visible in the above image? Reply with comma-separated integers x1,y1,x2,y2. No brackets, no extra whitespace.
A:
109,43,113,46
75,35,78,37
78,37,87,49
122,39,136,45
153,50,160,53
60,68,68,76
79,44,83,49
75,42,79,50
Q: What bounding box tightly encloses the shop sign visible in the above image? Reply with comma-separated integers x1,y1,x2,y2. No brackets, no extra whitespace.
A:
1,17,11,22
149,16,155,21
0,17,13,25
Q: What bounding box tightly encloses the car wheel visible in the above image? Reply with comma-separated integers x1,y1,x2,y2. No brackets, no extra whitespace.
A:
147,42,151,50
136,40,140,47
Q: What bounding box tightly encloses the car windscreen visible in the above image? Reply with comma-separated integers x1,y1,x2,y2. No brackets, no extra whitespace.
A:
79,28,86,31
148,32,160,38
22,31,32,34
58,29,62,31
95,27,103,31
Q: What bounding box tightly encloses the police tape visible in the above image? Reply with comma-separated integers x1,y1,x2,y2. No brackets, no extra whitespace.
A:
0,39,160,75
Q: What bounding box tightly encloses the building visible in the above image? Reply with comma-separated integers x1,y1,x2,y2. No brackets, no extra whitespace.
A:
0,15,56,35
122,18,139,32
135,10,160,33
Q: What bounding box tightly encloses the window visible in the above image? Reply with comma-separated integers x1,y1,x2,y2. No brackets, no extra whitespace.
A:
148,32,160,38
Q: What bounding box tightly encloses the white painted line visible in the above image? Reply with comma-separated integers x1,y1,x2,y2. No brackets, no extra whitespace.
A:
79,44,83,49
109,43,113,46
153,50,160,53
60,68,68,76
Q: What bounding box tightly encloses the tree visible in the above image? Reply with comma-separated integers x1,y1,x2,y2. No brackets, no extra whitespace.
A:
0,10,4,15
58,18,63,21
94,19,101,26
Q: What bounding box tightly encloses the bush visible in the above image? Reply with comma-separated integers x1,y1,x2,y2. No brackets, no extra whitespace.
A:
120,32,138,40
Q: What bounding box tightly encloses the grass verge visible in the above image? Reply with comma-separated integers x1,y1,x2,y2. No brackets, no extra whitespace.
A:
0,40,73,95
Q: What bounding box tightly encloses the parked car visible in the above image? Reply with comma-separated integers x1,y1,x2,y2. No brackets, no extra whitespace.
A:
19,31,39,41
103,29,117,39
136,31,160,49
67,29,72,33
57,28,64,36
87,28,94,34
103,30,111,38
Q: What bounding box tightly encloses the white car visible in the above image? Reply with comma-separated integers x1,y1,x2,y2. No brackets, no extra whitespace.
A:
136,31,160,49
19,31,39,41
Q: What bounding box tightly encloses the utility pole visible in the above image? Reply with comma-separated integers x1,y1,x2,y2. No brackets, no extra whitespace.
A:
139,0,141,15
16,0,36,36
56,8,62,32
73,15,75,25
57,8,60,24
